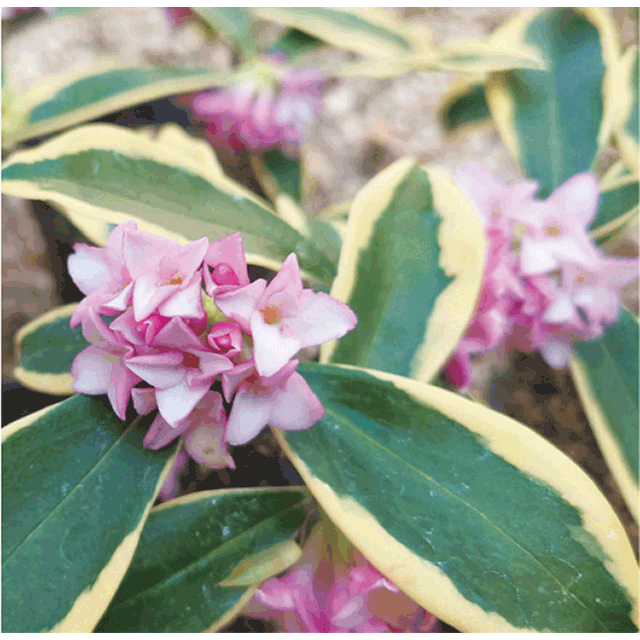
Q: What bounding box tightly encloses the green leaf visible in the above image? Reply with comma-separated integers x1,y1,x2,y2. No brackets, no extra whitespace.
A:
2,396,178,632
49,7,95,18
263,148,302,202
590,177,639,242
192,8,255,59
322,159,485,384
440,79,491,133
270,27,325,60
253,7,422,59
571,308,639,522
96,487,308,633
1,124,337,285
612,45,639,174
13,304,87,395
275,362,639,632
4,64,234,147
487,8,618,197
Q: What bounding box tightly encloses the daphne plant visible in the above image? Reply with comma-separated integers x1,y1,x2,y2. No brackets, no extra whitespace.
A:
2,6,638,635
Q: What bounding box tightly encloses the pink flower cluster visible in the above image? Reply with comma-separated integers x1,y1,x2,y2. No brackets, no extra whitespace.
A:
445,164,638,390
68,221,357,472
245,535,438,633
184,55,325,156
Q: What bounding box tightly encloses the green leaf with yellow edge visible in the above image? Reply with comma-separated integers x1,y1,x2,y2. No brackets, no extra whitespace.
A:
322,158,485,384
486,8,619,198
3,62,236,148
570,308,639,523
192,8,255,59
13,304,86,395
96,487,308,633
2,395,178,633
274,362,639,632
1,123,337,285
252,7,423,60
270,28,325,60
590,175,639,243
611,45,639,174
439,75,491,134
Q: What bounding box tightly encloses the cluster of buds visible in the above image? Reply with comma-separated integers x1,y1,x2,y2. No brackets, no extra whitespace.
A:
68,221,357,472
183,54,325,156
445,164,638,390
244,526,439,633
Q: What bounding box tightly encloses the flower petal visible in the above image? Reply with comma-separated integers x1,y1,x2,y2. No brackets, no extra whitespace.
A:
155,380,210,427
251,314,302,378
67,244,112,296
71,345,113,395
225,384,273,446
215,279,266,333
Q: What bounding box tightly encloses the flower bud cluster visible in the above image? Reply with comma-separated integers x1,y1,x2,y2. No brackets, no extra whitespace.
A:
445,165,638,390
68,221,357,472
183,54,325,156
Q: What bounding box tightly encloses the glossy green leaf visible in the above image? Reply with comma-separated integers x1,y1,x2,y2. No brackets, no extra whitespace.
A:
590,177,639,242
49,7,95,18
571,308,639,522
275,362,639,632
487,8,618,198
270,27,325,60
13,304,86,395
440,79,490,133
1,124,337,285
323,158,485,384
96,487,308,633
253,7,422,59
2,396,178,632
3,64,236,147
192,8,255,59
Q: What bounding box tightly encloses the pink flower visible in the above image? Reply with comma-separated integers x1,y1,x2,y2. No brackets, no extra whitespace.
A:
69,220,136,329
166,7,193,26
187,55,325,155
136,389,234,469
70,309,140,420
245,532,438,633
512,173,601,276
122,226,208,322
217,253,357,377
222,358,324,446
125,318,233,427
158,448,190,502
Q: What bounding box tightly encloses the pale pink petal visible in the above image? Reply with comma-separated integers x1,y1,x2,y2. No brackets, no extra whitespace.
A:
519,238,559,275
158,448,190,500
157,271,204,319
540,340,572,368
455,163,507,223
67,244,112,296
143,412,192,450
107,365,140,420
123,227,182,279
132,387,157,415
151,317,204,350
547,172,599,227
125,352,185,388
268,371,325,431
155,380,210,427
103,281,133,313
215,279,267,333
203,232,250,296
251,315,302,378
221,359,255,401
71,345,113,395
132,273,176,321
225,385,273,445
283,290,358,349
188,351,233,386
171,237,209,278
184,422,235,469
